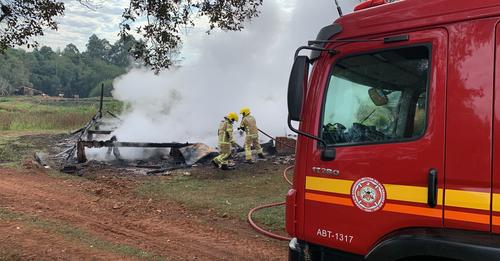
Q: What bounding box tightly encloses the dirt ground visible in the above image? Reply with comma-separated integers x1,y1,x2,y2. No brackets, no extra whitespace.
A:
0,166,288,260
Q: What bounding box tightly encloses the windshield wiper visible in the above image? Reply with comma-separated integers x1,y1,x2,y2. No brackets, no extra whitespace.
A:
360,109,377,125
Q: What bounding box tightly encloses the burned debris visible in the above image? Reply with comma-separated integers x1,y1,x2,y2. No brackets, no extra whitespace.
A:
75,138,192,163
38,86,296,176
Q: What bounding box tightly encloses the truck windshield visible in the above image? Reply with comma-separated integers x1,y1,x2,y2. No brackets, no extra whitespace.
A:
321,46,430,146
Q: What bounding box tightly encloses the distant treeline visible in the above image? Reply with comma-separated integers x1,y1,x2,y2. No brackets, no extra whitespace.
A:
0,34,137,98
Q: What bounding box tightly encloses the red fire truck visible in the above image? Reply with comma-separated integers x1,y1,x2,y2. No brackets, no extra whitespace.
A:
286,0,500,260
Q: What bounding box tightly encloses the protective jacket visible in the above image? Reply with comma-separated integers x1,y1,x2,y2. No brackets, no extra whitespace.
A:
239,115,263,161
218,118,235,144
240,115,258,137
213,118,235,168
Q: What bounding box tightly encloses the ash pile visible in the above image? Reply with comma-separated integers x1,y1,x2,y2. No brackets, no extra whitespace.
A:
51,117,220,176
41,94,296,176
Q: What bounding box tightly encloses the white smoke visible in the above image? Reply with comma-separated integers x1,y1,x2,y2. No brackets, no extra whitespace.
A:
110,0,359,149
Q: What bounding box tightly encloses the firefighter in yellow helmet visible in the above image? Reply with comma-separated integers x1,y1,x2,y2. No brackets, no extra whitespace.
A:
238,107,264,164
212,112,239,170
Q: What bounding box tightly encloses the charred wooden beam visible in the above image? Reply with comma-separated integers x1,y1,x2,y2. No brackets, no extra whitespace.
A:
78,140,191,148
87,130,113,135
76,139,192,163
77,140,87,163
113,142,192,148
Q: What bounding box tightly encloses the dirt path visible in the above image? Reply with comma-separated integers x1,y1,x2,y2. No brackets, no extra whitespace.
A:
0,168,287,260
0,220,129,260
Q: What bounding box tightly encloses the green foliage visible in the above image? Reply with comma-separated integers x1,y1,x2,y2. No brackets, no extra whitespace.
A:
0,76,11,96
0,49,31,89
85,34,111,60
89,79,114,97
0,35,134,98
0,1,64,50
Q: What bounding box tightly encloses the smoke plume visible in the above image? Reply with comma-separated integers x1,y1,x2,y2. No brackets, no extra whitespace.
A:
110,0,359,151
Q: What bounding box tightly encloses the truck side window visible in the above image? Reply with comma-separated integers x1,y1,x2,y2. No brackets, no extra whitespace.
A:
321,46,430,146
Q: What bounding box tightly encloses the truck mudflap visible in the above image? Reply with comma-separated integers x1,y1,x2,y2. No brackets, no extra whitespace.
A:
288,238,302,261
288,238,363,261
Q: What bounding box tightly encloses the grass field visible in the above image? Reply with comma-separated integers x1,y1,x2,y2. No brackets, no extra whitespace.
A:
0,96,122,131
0,96,291,241
137,164,291,232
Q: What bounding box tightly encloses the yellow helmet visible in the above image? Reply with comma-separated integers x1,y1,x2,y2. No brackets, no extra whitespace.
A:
227,112,239,122
240,107,250,116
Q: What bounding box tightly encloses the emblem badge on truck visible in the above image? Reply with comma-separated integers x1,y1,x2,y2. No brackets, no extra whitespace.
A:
351,177,386,212
312,167,340,176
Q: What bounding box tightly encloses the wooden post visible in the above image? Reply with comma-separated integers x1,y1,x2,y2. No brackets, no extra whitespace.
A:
76,141,87,163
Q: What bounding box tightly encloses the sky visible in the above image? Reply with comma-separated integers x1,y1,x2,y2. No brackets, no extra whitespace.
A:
37,0,129,51
37,0,295,52
37,0,359,56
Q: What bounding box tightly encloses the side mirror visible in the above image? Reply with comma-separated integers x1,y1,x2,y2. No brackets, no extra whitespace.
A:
368,88,388,106
288,56,310,121
287,51,335,162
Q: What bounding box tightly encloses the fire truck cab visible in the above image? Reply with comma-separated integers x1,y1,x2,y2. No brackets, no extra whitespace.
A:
286,0,500,260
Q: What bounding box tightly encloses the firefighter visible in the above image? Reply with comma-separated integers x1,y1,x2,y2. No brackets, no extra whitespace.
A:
238,107,265,164
212,112,239,170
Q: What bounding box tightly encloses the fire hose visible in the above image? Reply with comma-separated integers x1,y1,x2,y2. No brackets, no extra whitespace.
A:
247,165,294,241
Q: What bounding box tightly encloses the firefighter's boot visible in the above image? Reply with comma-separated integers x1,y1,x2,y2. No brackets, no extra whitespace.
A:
211,159,219,168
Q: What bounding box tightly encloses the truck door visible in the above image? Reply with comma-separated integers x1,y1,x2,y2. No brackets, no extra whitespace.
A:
491,21,500,233
443,19,496,233
303,29,447,255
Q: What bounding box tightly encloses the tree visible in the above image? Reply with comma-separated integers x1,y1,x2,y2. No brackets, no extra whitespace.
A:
38,46,56,59
0,49,30,88
89,79,114,97
0,0,263,72
84,34,111,60
0,0,64,50
0,76,12,95
0,38,130,98
63,43,80,57
108,35,138,67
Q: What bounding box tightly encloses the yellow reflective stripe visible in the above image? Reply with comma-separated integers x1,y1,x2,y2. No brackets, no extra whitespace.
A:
385,184,443,205
492,193,500,212
306,177,491,212
305,176,353,195
445,189,490,211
